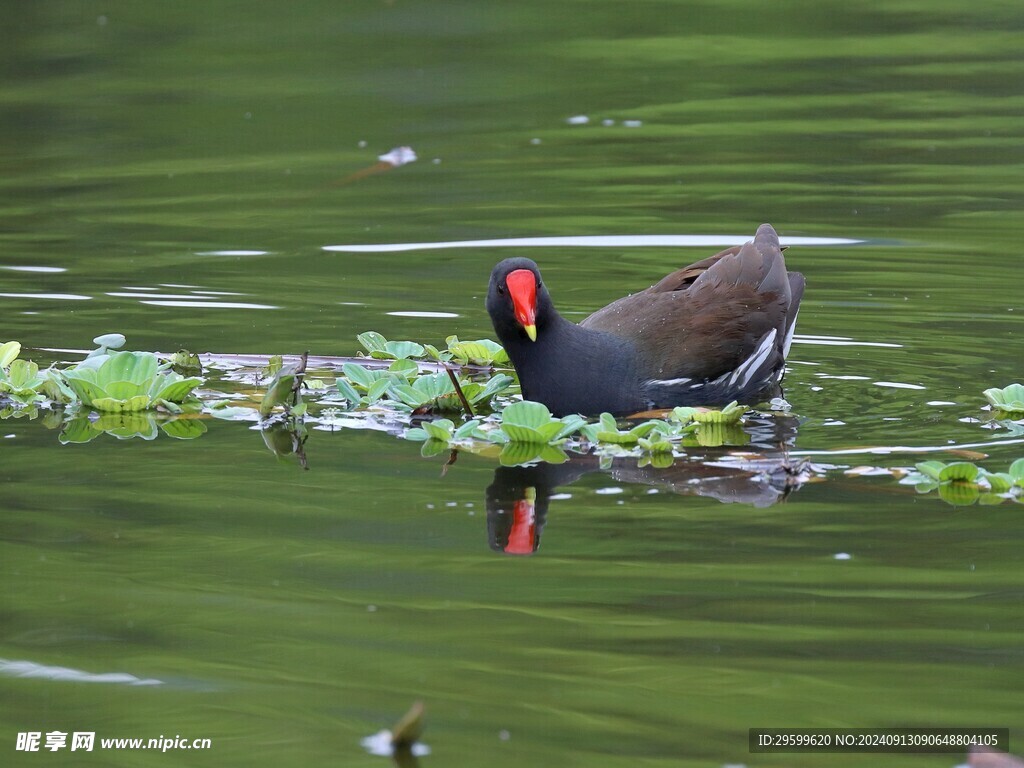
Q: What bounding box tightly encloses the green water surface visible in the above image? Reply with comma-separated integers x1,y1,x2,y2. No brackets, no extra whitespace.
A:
2,2,1023,766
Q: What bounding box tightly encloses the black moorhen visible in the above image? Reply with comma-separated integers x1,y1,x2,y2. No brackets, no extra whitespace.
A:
486,223,804,416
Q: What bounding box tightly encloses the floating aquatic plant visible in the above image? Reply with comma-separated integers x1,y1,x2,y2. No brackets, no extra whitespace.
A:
583,413,673,445
337,359,512,414
357,331,425,361
61,350,203,413
490,400,587,445
984,383,1024,417
899,458,1024,506
0,359,46,407
672,400,746,424
442,336,509,366
356,331,510,367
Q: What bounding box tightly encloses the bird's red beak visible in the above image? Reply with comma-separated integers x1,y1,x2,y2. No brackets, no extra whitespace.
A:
506,269,537,341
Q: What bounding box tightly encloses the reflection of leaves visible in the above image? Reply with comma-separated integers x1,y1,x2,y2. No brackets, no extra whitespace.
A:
499,442,568,466
160,418,208,439
58,412,201,443
938,482,980,506
687,421,749,447
92,412,160,440
260,422,307,461
59,417,97,444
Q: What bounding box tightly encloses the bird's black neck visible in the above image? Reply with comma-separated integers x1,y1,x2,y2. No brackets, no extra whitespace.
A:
501,311,641,417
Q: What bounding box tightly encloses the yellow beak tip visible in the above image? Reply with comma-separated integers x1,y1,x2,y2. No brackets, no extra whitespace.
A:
524,324,537,342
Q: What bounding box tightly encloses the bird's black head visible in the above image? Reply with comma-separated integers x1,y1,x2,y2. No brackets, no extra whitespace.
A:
486,257,554,345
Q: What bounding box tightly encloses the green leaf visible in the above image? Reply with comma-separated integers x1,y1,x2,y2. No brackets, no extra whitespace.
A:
447,337,510,365
421,419,455,441
692,401,746,424
500,401,561,443
420,439,450,458
170,349,202,376
982,472,1014,493
92,395,153,413
595,419,662,445
638,430,674,453
423,344,448,362
472,373,514,405
60,375,109,407
938,461,979,483
500,424,549,443
388,359,420,379
5,359,41,390
412,372,455,400
984,383,1024,413
365,378,392,403
1009,458,1024,485
384,340,425,360
356,331,389,354
914,461,947,481
260,372,296,416
553,414,588,441
92,333,126,350
104,380,146,400
341,363,386,391
103,351,160,385
390,384,430,408
336,378,362,405
152,374,202,404
0,341,21,368
454,419,482,439
405,428,428,441
670,406,699,424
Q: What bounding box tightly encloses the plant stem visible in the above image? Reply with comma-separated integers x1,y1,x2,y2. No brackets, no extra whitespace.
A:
444,365,474,418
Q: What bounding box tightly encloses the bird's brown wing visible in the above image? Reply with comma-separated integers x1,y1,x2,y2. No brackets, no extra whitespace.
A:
580,226,797,382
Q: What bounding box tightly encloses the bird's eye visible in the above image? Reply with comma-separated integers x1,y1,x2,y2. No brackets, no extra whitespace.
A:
497,284,506,295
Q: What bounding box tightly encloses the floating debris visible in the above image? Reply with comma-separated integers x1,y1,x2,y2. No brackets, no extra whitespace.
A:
378,146,418,167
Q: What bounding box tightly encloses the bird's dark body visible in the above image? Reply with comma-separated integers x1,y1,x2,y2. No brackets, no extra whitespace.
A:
486,224,804,417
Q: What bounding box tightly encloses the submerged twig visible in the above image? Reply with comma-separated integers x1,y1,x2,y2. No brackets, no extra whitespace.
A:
440,448,459,478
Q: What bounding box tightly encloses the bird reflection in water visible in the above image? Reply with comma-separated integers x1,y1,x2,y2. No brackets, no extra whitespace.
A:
485,413,814,555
